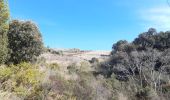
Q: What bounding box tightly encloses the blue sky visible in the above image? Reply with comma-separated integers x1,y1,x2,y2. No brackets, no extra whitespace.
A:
9,0,170,50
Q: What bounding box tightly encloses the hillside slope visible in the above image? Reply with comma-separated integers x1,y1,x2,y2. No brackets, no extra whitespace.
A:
41,49,110,66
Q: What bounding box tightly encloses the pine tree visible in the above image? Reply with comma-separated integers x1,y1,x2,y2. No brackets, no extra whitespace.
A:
0,0,9,64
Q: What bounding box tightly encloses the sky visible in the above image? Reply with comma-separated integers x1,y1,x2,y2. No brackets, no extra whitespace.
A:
9,0,170,50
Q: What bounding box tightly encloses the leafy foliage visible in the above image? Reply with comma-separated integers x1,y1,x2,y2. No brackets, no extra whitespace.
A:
0,0,10,64
7,20,44,64
98,28,170,100
0,66,12,81
0,62,44,99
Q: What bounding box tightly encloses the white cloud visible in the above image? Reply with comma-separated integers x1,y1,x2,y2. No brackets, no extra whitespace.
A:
139,6,170,31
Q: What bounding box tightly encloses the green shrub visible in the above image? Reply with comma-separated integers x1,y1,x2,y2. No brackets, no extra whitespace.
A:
0,62,44,99
19,69,42,85
136,87,158,100
0,66,12,81
7,20,44,64
48,48,63,55
12,62,43,86
49,63,60,70
90,57,99,63
0,0,10,64
67,63,78,74
79,61,91,72
13,85,29,97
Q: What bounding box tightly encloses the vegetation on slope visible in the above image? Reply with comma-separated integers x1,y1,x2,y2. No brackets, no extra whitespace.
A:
0,0,10,64
98,28,170,100
1,0,170,100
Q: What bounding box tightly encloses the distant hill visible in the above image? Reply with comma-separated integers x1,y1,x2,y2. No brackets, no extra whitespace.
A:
42,48,110,66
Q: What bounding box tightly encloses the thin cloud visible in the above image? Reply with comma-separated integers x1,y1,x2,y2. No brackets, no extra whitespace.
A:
139,6,170,31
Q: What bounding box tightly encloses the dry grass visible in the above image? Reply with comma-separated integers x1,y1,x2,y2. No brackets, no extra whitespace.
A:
41,49,110,66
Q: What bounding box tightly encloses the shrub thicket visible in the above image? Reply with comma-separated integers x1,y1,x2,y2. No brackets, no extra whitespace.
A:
98,28,170,99
0,0,10,64
7,20,44,64
0,62,44,99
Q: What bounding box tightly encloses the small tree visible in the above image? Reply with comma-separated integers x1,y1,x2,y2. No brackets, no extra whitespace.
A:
0,0,10,64
8,20,44,64
133,28,156,49
112,40,128,52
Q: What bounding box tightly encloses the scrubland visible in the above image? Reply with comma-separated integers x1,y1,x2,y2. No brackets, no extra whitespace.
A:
1,0,170,100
